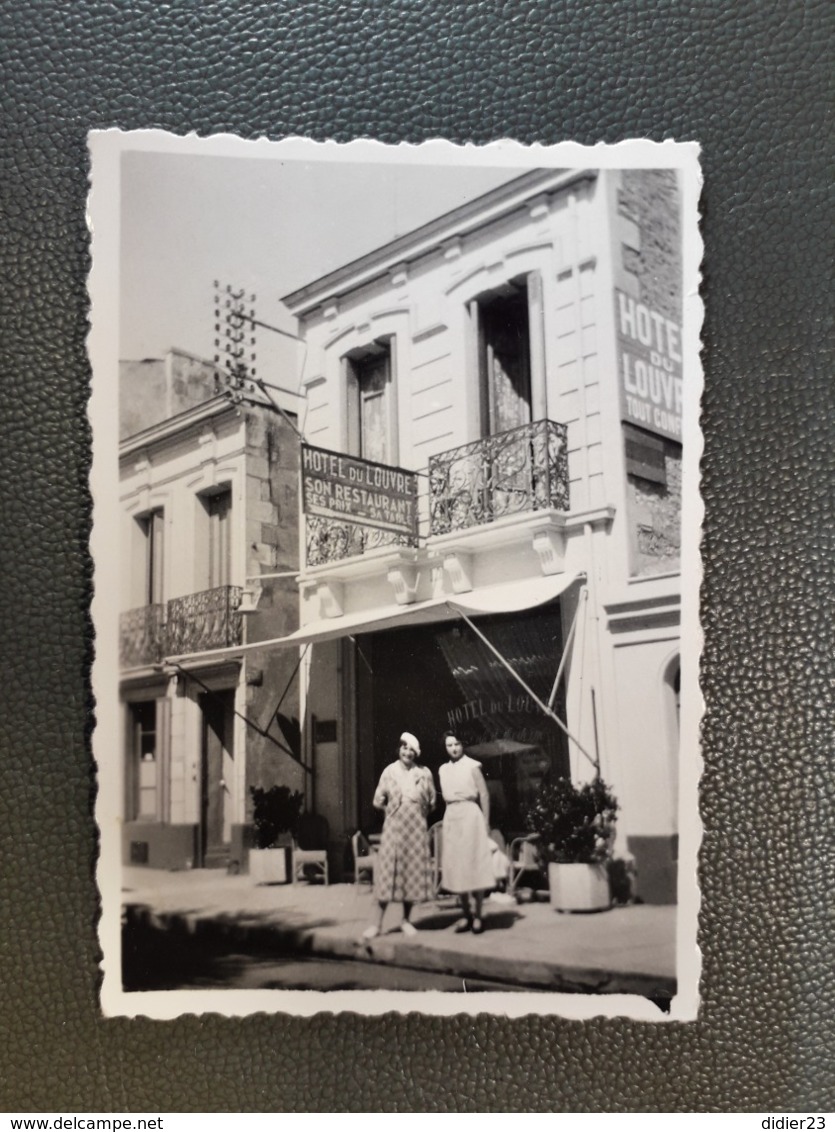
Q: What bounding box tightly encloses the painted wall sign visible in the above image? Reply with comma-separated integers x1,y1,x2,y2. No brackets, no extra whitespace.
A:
615,289,683,441
301,443,419,537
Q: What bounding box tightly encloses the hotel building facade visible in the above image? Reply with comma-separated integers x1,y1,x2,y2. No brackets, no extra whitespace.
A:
275,167,685,903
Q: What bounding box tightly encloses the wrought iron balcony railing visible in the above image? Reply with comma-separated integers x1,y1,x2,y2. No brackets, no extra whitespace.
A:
165,585,243,656
429,419,570,537
119,604,166,668
305,516,417,568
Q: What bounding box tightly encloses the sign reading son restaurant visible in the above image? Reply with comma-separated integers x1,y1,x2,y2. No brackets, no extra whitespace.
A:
301,443,419,538
615,289,683,442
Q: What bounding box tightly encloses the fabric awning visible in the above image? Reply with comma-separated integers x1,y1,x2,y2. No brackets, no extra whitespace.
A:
165,571,582,666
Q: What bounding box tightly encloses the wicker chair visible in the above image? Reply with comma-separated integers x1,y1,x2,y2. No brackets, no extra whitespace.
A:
351,830,377,890
291,813,329,885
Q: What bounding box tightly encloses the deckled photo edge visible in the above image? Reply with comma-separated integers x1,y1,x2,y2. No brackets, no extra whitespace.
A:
89,133,703,1021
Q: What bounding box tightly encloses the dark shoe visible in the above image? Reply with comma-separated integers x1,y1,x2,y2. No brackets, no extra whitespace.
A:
471,917,484,934
453,917,472,933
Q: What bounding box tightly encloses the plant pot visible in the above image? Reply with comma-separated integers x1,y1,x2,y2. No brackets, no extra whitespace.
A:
249,846,290,885
548,861,611,912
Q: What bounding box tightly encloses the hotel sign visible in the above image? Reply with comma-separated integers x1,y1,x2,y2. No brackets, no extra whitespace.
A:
615,289,683,442
301,443,419,538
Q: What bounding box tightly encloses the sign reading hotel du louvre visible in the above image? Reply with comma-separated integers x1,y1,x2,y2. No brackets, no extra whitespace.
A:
301,443,419,537
615,289,683,442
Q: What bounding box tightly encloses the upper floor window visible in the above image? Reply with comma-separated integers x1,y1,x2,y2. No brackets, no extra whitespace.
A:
137,507,164,605
346,340,395,465
623,422,668,486
200,486,232,590
472,279,533,437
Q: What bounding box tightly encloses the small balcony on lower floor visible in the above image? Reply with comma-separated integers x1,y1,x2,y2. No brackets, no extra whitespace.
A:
119,603,166,668
305,517,417,569
120,585,244,668
429,418,570,536
166,585,244,657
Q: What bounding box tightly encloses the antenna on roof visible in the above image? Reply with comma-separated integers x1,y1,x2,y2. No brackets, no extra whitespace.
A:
210,281,304,438
213,281,257,402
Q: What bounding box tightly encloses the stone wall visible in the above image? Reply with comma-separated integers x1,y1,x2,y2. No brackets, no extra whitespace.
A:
119,350,218,439
618,169,681,322
119,357,165,439
629,441,682,576
241,405,304,804
617,170,683,576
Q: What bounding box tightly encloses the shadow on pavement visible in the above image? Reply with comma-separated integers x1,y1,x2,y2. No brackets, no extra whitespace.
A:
122,903,339,991
121,905,535,993
416,908,523,932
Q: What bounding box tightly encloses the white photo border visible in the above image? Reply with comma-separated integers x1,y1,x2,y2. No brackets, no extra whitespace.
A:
89,132,703,1021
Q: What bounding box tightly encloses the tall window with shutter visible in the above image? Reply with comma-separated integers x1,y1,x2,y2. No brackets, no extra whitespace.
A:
471,281,533,437
205,487,232,590
346,342,395,465
138,507,165,605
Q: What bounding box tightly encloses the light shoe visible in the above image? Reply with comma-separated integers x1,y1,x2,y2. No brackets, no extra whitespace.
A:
401,920,418,937
361,925,380,941
453,917,472,933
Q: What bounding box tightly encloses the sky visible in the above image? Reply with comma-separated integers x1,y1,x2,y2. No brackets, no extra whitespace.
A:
119,150,527,387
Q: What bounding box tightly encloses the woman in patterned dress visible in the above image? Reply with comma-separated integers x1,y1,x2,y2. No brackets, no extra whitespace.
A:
438,730,496,934
362,731,436,941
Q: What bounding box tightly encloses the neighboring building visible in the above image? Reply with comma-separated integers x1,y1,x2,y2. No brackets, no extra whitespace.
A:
118,349,303,870
273,168,684,903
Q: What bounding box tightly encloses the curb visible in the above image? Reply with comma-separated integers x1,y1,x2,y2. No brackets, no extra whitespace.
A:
124,901,676,1004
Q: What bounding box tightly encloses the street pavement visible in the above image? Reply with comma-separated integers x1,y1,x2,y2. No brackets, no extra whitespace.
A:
122,866,677,1002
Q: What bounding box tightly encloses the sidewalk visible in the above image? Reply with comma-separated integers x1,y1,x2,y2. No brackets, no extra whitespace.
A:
122,867,677,1001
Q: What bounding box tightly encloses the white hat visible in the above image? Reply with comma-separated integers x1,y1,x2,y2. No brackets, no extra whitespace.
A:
400,731,421,756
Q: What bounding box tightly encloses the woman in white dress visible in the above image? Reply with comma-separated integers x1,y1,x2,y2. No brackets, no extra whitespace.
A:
438,730,496,934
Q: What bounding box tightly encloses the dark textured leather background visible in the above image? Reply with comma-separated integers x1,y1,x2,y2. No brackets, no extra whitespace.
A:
1,0,833,1113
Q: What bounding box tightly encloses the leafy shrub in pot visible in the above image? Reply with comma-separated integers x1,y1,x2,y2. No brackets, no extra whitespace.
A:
524,777,619,911
249,784,304,850
524,776,618,864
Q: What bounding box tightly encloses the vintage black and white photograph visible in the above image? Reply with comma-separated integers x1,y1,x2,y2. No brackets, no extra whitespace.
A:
89,134,702,1020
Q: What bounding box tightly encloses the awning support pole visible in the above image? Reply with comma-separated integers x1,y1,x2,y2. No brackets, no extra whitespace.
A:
547,586,585,711
449,605,598,772
591,687,601,774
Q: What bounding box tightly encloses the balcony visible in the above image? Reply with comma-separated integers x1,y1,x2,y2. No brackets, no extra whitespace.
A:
166,585,244,656
119,604,166,668
120,587,244,668
429,419,569,537
305,516,417,568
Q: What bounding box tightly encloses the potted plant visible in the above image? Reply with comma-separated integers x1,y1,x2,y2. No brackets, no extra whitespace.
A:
248,784,304,884
524,776,618,912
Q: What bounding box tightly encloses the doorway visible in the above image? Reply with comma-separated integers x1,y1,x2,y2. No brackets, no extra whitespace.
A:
199,689,235,867
353,605,569,836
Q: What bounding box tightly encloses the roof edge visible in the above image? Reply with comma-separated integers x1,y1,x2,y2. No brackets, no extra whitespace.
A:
281,168,597,316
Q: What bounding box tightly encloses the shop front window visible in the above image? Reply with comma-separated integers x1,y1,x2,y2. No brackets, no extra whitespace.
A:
354,605,568,836
129,700,158,820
